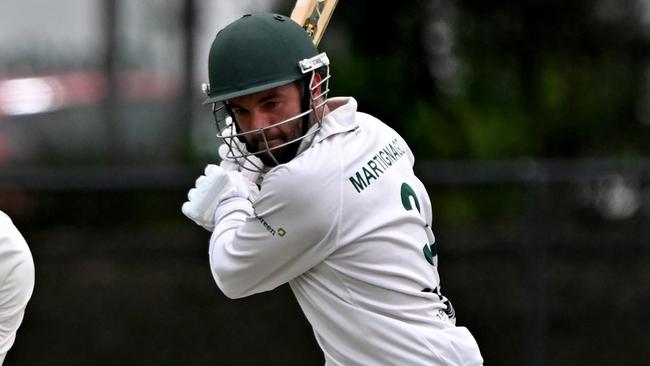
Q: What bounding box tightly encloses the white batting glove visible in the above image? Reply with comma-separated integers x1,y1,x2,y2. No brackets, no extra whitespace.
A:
218,117,265,185
181,164,259,231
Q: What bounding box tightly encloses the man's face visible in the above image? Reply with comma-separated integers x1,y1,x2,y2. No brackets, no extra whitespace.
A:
227,82,303,166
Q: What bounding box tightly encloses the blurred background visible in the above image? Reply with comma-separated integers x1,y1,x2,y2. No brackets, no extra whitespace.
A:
1,0,649,365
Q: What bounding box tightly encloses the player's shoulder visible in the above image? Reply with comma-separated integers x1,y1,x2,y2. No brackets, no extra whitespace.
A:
356,111,402,136
0,211,21,242
0,210,11,226
266,147,341,183
0,211,29,249
0,211,33,278
353,112,416,167
262,140,343,201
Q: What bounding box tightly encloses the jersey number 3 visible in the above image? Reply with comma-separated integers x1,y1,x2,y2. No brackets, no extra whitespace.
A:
400,182,437,266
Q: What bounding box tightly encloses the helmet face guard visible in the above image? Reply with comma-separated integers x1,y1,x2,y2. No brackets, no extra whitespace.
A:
211,53,331,169
203,12,332,171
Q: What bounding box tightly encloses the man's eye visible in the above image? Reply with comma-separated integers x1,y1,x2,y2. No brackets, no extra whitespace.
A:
266,101,280,109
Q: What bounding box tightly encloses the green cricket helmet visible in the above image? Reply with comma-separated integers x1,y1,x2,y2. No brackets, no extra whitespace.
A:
204,12,331,169
204,13,320,104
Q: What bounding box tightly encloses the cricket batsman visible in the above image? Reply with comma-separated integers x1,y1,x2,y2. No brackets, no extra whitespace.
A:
182,12,483,365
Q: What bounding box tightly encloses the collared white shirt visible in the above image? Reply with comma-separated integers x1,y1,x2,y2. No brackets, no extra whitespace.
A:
210,97,483,365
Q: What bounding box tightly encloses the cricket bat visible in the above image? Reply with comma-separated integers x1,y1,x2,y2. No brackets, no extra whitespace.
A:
290,0,339,46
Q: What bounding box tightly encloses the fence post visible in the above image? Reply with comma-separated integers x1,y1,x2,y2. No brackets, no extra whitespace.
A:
101,0,119,163
523,162,547,366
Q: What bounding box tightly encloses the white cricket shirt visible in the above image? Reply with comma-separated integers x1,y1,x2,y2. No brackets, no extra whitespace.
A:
0,211,35,365
210,97,483,365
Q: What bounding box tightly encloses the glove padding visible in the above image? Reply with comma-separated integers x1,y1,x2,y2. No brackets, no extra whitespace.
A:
182,164,259,231
218,116,265,185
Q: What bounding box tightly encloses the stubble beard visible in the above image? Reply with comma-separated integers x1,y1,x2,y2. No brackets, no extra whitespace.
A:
245,122,303,167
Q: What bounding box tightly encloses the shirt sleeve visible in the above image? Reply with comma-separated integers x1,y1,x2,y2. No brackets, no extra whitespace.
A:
208,158,341,299
0,212,35,356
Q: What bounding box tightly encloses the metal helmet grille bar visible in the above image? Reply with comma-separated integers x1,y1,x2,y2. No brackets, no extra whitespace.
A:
210,53,330,171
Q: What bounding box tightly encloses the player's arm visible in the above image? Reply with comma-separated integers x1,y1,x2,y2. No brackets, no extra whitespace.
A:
209,162,340,299
0,212,35,359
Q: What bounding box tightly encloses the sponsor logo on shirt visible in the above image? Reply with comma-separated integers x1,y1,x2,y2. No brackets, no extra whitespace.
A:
255,213,286,237
348,138,407,193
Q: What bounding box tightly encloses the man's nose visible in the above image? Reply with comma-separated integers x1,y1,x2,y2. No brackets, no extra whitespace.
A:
248,110,272,131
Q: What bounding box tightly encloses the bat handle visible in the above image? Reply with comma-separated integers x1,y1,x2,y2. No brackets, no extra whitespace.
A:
304,19,317,38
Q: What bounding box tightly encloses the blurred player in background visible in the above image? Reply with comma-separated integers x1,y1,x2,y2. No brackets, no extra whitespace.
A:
0,210,35,365
182,13,483,365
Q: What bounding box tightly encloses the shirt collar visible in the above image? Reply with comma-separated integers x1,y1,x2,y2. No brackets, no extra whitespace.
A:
296,97,359,155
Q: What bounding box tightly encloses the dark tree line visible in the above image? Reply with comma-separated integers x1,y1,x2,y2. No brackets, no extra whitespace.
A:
280,0,650,160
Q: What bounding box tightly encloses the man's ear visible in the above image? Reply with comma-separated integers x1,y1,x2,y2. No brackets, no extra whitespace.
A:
310,71,324,97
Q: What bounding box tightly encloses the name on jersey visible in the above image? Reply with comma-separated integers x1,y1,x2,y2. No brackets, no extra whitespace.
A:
348,138,407,193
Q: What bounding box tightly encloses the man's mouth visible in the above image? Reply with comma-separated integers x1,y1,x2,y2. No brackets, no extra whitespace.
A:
259,136,284,150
